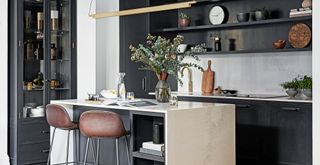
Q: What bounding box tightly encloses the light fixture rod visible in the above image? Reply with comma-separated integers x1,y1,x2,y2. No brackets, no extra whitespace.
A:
89,1,197,19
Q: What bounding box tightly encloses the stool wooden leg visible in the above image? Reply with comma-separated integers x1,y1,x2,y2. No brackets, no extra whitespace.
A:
125,137,131,165
116,138,120,165
66,130,71,165
84,138,90,165
47,128,56,165
95,139,100,165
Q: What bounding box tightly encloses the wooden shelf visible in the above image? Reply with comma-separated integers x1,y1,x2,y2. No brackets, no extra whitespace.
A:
153,16,312,33
132,151,165,162
194,47,312,55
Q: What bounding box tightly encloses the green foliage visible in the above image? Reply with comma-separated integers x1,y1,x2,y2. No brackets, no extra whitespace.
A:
179,12,190,19
281,75,312,89
129,34,203,85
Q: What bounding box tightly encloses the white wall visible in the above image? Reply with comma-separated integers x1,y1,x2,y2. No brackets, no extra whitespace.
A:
0,0,9,164
313,1,320,165
77,0,96,98
179,51,312,95
96,0,120,93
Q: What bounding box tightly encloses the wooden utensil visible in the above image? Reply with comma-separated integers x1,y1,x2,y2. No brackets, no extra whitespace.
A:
202,60,215,94
288,23,311,48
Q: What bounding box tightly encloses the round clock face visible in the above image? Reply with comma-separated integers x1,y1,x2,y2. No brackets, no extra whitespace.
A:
209,6,226,25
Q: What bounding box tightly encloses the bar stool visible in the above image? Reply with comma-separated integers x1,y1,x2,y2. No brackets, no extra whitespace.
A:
46,104,79,165
79,110,131,165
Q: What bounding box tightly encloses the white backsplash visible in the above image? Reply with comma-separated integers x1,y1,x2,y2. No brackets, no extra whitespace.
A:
178,51,312,95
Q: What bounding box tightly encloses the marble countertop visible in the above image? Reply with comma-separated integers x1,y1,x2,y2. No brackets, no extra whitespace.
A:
150,92,312,103
51,99,234,114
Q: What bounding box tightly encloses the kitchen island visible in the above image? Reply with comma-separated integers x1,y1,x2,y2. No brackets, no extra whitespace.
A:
49,99,235,165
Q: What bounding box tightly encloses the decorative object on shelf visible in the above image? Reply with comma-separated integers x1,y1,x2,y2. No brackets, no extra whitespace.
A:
273,40,286,49
24,10,32,30
288,23,311,48
34,44,43,60
191,43,207,53
37,12,44,33
177,44,188,53
89,0,197,19
236,12,250,22
302,0,312,8
228,38,236,51
117,73,126,100
51,10,59,31
153,123,164,144
253,8,271,21
289,8,312,18
209,6,228,25
51,43,57,60
25,41,34,60
33,72,44,88
178,12,191,27
214,37,221,51
202,60,215,94
27,82,33,91
129,34,203,102
281,75,312,99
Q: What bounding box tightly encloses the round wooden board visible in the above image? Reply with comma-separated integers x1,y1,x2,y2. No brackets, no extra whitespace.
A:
288,23,311,48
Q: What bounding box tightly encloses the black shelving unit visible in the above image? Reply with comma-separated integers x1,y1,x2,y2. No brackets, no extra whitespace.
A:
153,16,312,33
9,0,77,164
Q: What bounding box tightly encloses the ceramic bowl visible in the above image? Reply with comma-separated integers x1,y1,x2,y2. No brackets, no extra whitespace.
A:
30,106,45,117
177,44,188,53
285,88,298,98
273,40,286,49
100,90,117,99
301,89,312,98
237,13,250,22
255,11,266,21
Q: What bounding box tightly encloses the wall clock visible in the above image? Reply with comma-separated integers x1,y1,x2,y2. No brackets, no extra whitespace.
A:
209,6,228,25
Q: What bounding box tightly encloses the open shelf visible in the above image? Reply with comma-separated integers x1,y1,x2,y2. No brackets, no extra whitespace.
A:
194,47,312,55
153,16,312,33
132,151,165,162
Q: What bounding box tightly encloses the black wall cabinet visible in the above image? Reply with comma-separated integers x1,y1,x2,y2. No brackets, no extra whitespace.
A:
9,0,77,164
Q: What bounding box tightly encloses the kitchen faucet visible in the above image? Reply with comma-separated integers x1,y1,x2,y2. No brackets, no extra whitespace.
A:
181,66,193,93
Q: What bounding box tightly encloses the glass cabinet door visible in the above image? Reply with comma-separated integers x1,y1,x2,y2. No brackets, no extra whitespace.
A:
22,0,45,119
49,0,72,100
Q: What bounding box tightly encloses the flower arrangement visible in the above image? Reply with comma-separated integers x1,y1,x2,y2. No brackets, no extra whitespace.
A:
129,34,203,85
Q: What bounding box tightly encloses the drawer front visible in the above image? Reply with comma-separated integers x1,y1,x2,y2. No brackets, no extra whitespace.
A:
19,142,49,165
19,123,50,144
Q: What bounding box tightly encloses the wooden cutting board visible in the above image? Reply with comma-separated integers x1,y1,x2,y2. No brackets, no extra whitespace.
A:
202,60,215,94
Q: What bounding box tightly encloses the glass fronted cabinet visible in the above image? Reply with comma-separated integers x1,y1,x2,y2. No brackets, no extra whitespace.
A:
9,0,76,164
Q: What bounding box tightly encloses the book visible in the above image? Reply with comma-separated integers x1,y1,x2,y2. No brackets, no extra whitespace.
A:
142,141,165,152
103,99,157,107
139,148,164,157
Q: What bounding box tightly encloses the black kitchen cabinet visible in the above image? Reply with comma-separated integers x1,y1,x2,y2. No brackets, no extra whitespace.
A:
179,97,312,165
264,102,312,165
9,0,77,164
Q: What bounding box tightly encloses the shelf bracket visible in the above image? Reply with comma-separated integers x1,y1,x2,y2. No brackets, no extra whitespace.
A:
89,1,197,19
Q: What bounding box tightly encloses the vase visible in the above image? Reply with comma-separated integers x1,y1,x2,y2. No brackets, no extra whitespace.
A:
179,18,190,27
155,72,171,103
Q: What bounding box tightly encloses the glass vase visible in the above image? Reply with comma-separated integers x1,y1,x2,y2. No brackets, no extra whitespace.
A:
155,72,171,103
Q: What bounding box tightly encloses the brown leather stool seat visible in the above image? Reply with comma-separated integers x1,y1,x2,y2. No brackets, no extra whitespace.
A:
79,110,130,165
46,104,79,165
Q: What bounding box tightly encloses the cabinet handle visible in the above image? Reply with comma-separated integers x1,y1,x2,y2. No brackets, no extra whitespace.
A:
40,149,50,153
236,104,251,108
281,107,300,111
142,77,147,91
40,130,50,134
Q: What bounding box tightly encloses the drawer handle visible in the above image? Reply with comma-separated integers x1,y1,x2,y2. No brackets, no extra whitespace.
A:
236,104,251,108
40,130,50,134
40,149,49,153
281,107,300,111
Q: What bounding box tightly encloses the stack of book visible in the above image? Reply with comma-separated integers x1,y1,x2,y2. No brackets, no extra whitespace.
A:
139,141,164,157
289,8,312,18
